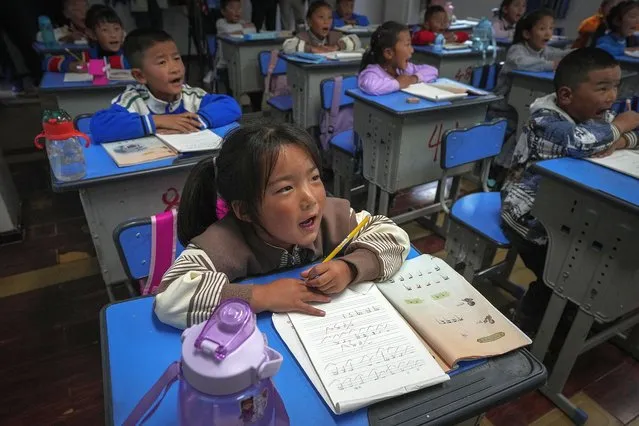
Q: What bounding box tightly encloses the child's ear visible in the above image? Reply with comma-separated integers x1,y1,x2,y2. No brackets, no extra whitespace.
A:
382,47,393,62
523,29,531,40
556,86,572,106
231,201,252,223
131,68,147,85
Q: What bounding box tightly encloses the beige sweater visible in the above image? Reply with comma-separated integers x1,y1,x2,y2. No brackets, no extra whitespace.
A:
282,30,361,53
154,198,410,329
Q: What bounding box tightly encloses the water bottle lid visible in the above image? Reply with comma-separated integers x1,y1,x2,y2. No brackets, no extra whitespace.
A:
34,110,90,149
195,299,254,360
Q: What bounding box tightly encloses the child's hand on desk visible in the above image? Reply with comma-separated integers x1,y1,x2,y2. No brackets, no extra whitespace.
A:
153,112,203,134
302,260,354,294
396,74,418,88
613,111,639,134
251,278,330,316
593,136,630,158
444,32,457,42
69,61,87,73
311,45,338,53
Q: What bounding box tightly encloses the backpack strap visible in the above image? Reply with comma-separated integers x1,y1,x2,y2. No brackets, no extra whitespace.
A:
323,75,343,150
123,362,180,426
264,50,279,93
144,208,178,295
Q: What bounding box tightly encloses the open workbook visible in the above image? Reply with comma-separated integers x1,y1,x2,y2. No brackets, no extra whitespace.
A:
588,150,639,179
272,255,531,414
102,130,223,167
401,78,489,101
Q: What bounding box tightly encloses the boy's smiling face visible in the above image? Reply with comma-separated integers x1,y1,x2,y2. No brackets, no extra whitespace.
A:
557,66,620,122
94,22,125,53
133,40,185,102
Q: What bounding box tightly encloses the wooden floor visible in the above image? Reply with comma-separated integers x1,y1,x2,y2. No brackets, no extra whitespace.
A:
1,103,638,425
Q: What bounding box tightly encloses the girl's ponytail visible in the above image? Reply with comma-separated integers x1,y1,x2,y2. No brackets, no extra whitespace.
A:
359,44,377,72
177,157,219,246
358,21,409,72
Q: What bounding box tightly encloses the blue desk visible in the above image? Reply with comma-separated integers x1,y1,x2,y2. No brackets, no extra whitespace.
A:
32,41,88,55
282,54,361,129
411,45,502,84
509,69,638,139
52,123,238,288
528,158,639,424
101,248,546,425
39,71,135,118
218,34,289,101
346,88,501,224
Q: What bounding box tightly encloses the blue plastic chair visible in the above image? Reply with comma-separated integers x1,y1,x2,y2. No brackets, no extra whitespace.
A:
438,119,524,298
471,63,500,92
320,74,360,200
113,215,185,299
258,50,292,121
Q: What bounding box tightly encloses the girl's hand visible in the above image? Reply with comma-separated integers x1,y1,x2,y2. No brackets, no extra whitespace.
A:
396,74,418,88
302,260,355,294
251,278,330,316
444,32,457,42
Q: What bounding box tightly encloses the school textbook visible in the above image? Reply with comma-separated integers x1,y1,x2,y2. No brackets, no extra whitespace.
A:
402,79,489,101
272,254,531,414
588,150,639,179
102,130,223,167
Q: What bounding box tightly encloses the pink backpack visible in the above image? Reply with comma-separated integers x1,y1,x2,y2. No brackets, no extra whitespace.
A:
319,76,354,151
261,50,290,111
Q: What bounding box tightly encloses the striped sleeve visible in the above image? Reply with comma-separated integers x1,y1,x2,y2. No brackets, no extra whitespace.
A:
341,210,410,283
338,34,361,51
154,246,252,329
282,36,307,53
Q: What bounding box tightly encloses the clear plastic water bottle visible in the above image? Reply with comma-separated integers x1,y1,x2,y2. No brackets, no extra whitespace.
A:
471,17,496,63
38,16,57,48
434,33,445,53
34,110,89,182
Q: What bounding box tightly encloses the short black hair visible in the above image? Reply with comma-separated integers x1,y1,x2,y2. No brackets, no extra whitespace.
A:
306,1,332,20
220,0,240,10
513,9,554,45
85,4,121,31
554,47,619,91
123,28,175,69
336,0,353,4
424,5,446,22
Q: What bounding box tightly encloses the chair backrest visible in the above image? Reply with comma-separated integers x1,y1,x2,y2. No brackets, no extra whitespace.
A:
74,113,92,134
113,210,185,294
320,74,358,110
471,63,500,92
440,119,507,170
258,50,287,76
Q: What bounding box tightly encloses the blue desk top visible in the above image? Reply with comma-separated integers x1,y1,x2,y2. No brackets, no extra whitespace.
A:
52,123,239,191
511,69,637,82
33,41,88,54
346,88,499,115
616,54,639,65
39,71,135,92
218,33,289,45
281,53,362,69
534,158,639,211
412,45,501,58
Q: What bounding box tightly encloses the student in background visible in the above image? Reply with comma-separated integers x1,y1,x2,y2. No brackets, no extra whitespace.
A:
488,9,570,170
279,0,306,31
44,5,128,73
358,21,438,95
60,0,89,43
594,0,639,56
90,29,241,144
412,5,470,45
332,0,370,28
251,0,278,31
492,0,527,40
573,0,620,48
215,0,256,91
501,48,639,335
154,121,411,329
282,1,361,53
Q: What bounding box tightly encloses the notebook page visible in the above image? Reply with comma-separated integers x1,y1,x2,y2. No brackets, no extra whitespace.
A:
63,73,93,82
588,150,639,179
156,130,222,153
377,255,531,367
107,68,134,81
287,286,448,414
402,82,468,101
102,136,176,167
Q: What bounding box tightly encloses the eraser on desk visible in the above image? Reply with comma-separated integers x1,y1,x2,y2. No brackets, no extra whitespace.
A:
406,97,420,104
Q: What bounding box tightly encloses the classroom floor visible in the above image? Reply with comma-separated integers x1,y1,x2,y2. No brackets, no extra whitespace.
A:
1,91,639,426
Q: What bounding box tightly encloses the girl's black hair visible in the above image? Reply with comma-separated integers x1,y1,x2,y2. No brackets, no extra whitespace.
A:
496,0,516,19
359,21,409,72
512,9,554,45
424,5,446,22
177,121,322,245
306,1,332,20
591,1,639,46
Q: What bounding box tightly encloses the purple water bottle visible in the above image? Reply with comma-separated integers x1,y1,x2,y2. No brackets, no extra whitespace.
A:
124,300,290,426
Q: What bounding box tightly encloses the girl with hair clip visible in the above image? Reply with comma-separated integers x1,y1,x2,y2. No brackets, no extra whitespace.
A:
357,21,438,96
492,0,527,40
594,0,639,56
154,121,411,330
282,0,361,53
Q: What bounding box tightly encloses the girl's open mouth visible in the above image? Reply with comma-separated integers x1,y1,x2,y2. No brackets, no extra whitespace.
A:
299,216,317,229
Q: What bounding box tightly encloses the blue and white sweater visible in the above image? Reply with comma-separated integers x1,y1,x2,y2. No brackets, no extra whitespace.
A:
501,93,639,245
90,84,241,144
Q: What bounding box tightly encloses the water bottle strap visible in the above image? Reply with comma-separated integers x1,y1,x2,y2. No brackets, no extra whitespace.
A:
123,362,180,426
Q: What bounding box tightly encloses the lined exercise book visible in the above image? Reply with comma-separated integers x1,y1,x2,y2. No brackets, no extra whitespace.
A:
588,150,639,179
273,255,530,414
156,130,223,154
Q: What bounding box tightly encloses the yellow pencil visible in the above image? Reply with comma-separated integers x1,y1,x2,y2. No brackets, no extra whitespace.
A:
323,216,371,263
